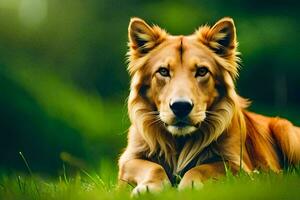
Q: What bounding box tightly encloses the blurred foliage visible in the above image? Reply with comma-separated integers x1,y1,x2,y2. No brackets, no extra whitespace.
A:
0,0,299,175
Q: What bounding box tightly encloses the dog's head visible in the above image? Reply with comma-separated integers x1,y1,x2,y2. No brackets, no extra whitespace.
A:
127,17,239,137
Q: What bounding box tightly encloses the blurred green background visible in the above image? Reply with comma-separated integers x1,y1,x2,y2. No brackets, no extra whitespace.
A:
0,0,299,176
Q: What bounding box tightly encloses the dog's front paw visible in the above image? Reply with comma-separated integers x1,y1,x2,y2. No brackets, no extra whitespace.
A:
131,181,170,196
178,179,203,190
178,174,203,190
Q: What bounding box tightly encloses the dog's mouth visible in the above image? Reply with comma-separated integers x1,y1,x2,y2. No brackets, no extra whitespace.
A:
173,121,193,128
164,120,200,136
159,112,206,136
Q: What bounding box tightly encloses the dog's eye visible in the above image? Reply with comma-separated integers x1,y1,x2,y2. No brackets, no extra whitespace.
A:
195,67,209,77
157,67,170,77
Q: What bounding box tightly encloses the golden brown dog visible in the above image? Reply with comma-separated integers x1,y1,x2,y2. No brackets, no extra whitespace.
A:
118,17,300,195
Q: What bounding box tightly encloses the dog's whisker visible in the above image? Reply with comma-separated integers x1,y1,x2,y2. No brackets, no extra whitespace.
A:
147,118,163,127
205,111,221,116
140,111,160,118
189,114,205,117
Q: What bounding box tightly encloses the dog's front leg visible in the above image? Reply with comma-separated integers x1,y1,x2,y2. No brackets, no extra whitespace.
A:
178,162,227,190
119,159,171,195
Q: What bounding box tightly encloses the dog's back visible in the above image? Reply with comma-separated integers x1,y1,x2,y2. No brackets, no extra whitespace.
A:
243,111,300,171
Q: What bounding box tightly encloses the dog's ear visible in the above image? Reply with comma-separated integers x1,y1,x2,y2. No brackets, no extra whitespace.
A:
128,18,166,55
197,17,237,57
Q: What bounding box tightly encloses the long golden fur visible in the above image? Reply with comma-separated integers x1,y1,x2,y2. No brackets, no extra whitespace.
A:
118,17,300,195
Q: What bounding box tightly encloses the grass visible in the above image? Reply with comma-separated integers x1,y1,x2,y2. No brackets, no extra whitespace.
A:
1,162,300,200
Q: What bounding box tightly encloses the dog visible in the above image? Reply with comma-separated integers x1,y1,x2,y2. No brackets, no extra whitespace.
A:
118,17,300,195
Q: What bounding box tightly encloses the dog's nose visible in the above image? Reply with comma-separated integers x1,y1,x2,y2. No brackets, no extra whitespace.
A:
170,99,193,119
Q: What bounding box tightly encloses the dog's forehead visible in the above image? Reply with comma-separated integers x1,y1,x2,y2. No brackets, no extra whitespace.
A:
164,35,215,65
148,35,215,69
182,35,214,57
147,37,181,64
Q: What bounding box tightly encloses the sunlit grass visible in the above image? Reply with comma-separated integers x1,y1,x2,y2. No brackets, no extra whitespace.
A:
1,163,299,200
